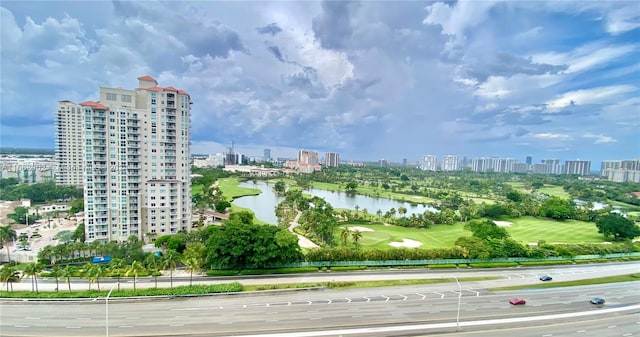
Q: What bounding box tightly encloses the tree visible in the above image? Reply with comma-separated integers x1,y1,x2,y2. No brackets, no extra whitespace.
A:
108,258,126,291
340,227,350,247
596,214,640,241
7,206,38,225
23,263,43,293
72,223,86,243
398,207,407,217
162,249,181,288
50,266,62,292
125,261,145,292
274,181,286,194
0,266,20,291
0,225,17,264
351,230,363,250
183,242,206,286
539,197,575,220
61,265,76,292
345,181,358,193
465,219,509,241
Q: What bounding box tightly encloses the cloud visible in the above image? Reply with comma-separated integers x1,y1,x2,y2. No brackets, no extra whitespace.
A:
312,0,357,50
583,133,617,144
533,133,570,140
266,44,285,62
545,85,637,112
256,22,283,36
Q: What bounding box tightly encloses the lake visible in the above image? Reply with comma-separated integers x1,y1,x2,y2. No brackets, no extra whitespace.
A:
232,181,438,224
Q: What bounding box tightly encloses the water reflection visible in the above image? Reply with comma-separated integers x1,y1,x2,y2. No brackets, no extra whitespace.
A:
232,181,437,224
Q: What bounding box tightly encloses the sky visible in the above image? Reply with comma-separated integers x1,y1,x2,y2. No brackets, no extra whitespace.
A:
1,1,639,165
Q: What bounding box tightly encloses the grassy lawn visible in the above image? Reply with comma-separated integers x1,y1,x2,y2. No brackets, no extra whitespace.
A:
339,216,603,250
218,178,261,199
310,181,436,204
341,222,469,250
503,216,602,243
537,185,571,199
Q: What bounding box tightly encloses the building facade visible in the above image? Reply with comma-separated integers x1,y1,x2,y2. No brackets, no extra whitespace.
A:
564,160,591,176
420,155,438,171
324,152,340,167
55,100,86,186
63,76,192,243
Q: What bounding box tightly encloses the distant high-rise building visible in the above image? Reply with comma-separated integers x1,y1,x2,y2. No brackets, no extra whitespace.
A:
420,155,438,171
379,159,388,167
600,160,622,176
60,75,192,243
441,155,460,171
621,159,640,171
298,150,319,166
564,160,591,176
263,148,271,161
324,152,340,167
512,163,529,173
526,156,532,165
55,100,85,187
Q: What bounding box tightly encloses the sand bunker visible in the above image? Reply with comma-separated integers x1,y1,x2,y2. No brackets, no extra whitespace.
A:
347,226,374,232
493,221,513,227
389,238,423,248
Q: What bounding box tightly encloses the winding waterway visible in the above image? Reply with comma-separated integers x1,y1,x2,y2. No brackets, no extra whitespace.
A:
232,181,438,224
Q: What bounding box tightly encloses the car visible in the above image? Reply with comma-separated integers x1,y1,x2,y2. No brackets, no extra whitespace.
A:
590,297,605,305
509,298,526,305
539,275,552,281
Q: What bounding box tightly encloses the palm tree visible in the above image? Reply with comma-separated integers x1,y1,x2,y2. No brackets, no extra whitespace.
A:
50,266,62,292
144,254,162,288
86,263,105,291
125,261,144,292
376,209,383,222
398,207,407,217
108,258,126,291
182,257,201,287
340,227,350,247
0,266,20,291
23,263,43,293
351,230,363,250
61,265,76,292
0,225,17,264
162,249,181,288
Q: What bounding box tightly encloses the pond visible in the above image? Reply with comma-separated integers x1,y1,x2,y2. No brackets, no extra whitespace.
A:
232,181,438,224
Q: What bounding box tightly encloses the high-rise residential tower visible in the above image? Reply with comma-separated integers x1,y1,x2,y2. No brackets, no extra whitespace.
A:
324,152,340,167
441,155,460,171
55,100,86,187
420,155,438,171
564,160,591,176
62,76,192,243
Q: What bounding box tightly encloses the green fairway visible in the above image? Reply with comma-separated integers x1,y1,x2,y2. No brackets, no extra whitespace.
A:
342,223,469,250
218,178,261,199
538,185,571,199
340,215,603,250
503,216,602,243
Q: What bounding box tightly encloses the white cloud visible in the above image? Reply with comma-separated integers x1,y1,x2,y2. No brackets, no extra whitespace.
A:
545,85,637,112
533,133,570,140
583,133,617,144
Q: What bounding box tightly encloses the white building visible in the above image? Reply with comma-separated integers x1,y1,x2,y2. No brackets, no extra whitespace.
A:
56,100,86,187
59,76,192,243
420,155,438,171
441,155,460,171
324,152,340,167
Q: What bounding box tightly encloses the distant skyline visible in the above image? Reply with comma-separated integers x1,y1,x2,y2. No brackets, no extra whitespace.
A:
1,1,639,164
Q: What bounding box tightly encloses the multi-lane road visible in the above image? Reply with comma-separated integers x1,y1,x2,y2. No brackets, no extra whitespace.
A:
1,262,639,336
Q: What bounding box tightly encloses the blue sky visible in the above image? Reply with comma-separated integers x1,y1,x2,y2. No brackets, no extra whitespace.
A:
1,1,638,164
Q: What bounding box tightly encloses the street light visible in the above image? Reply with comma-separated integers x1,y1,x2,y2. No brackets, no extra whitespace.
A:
106,282,118,337
452,274,462,331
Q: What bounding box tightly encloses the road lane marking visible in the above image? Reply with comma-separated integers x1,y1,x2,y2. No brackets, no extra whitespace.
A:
608,325,616,328
14,325,30,328
125,316,140,320
170,324,184,327
65,326,82,329
577,330,586,333
119,325,134,328
75,317,91,320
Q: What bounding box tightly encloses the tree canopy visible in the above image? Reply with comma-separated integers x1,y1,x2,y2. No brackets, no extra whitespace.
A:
595,214,640,241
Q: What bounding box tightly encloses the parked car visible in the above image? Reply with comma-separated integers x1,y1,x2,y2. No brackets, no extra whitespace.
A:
509,298,526,305
539,275,552,281
590,297,605,305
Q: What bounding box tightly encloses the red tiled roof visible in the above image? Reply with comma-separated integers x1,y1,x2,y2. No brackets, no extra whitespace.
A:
79,100,109,110
177,89,189,96
137,75,157,83
631,192,640,198
164,86,178,91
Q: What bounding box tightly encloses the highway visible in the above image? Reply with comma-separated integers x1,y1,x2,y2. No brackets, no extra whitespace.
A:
0,263,639,336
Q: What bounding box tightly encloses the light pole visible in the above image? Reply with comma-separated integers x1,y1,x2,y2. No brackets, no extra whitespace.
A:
452,274,462,331
106,282,118,337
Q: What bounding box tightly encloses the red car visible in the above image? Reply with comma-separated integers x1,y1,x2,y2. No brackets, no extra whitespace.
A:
509,298,526,305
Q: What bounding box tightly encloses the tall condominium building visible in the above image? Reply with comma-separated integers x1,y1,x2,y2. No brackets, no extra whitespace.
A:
621,159,640,171
58,76,192,243
441,155,460,171
298,150,319,166
564,160,591,176
55,100,86,187
420,155,438,171
324,152,340,167
263,148,271,161
601,160,622,176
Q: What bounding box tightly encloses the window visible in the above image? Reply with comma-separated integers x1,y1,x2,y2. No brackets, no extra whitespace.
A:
106,93,117,101
121,94,132,103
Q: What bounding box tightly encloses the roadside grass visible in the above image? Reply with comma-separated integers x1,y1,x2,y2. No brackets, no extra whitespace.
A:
0,283,243,299
490,273,640,291
537,185,571,199
245,276,499,291
504,216,602,243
